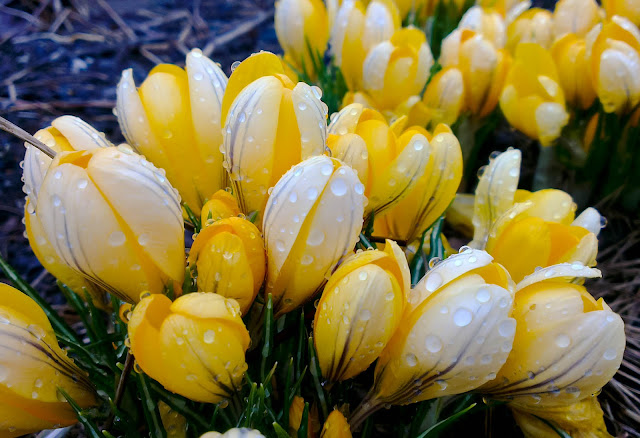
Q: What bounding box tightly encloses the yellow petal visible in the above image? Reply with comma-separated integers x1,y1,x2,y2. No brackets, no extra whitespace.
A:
320,410,352,438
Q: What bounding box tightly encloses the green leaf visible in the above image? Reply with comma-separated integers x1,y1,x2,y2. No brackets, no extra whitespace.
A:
416,403,477,438
308,336,329,420
297,402,310,438
136,372,167,438
261,294,275,381
273,422,291,438
428,216,445,262
183,203,201,233
149,380,209,430
57,388,103,438
410,228,429,286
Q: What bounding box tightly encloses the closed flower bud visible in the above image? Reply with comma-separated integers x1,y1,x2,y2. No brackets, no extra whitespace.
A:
328,104,431,216
201,190,242,226
377,124,463,243
201,428,265,438
221,52,327,222
116,48,228,214
289,396,320,436
331,0,401,90
320,410,352,438
0,284,95,437
129,293,250,403
551,34,597,109
275,0,329,77
499,43,569,145
483,266,625,408
159,401,187,438
263,155,365,316
506,8,554,52
351,248,515,420
441,29,512,117
314,240,410,381
362,27,434,110
421,67,466,127
587,16,640,113
187,217,265,315
511,397,612,438
459,6,507,49
602,0,640,27
35,146,185,303
553,0,602,39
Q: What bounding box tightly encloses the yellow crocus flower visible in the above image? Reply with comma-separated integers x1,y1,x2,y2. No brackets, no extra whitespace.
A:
551,34,597,109
0,284,96,437
440,29,512,117
221,52,327,223
350,248,516,424
331,0,401,90
362,27,433,111
420,67,466,127
499,43,569,145
35,146,185,303
288,396,320,436
458,6,507,49
314,240,409,382
116,48,228,215
187,217,265,315
552,0,603,39
506,8,554,52
263,155,365,317
602,0,640,27
587,16,640,113
128,293,250,403
200,190,241,226
483,265,625,410
275,0,329,77
320,410,352,438
376,124,463,243
327,104,431,216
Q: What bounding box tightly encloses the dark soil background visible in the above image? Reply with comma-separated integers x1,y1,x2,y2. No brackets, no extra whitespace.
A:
0,0,639,437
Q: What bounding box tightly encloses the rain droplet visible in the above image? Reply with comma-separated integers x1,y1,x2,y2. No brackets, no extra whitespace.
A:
301,254,314,265
425,334,442,353
77,179,88,189
405,353,417,367
453,308,473,327
603,348,617,360
358,271,368,281
306,187,319,200
330,178,348,196
138,233,150,246
498,320,516,338
297,102,307,111
476,288,491,303
425,273,442,292
307,230,325,246
204,330,215,344
109,231,126,247
289,192,298,203
555,334,571,348
436,380,447,390
275,240,286,252
52,195,61,207
360,309,371,321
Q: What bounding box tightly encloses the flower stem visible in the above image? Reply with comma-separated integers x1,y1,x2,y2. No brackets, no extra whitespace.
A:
349,395,382,431
0,115,57,158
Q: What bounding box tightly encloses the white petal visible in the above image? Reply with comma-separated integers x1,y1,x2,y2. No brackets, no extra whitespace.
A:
572,207,604,236
292,82,328,158
515,263,601,292
328,103,363,135
52,116,113,150
362,41,394,91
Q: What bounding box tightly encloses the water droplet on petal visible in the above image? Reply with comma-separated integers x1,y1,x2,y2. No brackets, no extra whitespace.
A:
425,334,442,353
555,334,570,348
453,308,473,327
109,231,126,247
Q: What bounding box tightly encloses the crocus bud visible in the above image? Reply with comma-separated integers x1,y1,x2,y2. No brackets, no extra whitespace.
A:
421,67,466,127
222,53,327,222
377,125,463,243
187,217,265,315
459,6,507,49
35,146,185,303
116,48,228,214
314,240,409,381
602,0,640,27
275,0,329,77
511,397,612,438
0,284,95,437
482,266,625,408
129,293,250,403
506,8,554,52
587,16,640,113
551,34,597,109
352,248,516,417
320,410,352,438
331,0,401,90
552,0,602,38
201,429,265,438
289,396,319,436
499,43,569,145
263,155,365,316
201,190,242,226
362,27,434,110
327,105,431,216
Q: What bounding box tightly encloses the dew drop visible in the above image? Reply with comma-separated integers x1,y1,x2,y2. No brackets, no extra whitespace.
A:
405,353,418,367
453,308,473,327
603,348,617,360
330,178,348,196
498,320,516,338
301,254,314,265
289,191,298,203
425,334,442,353
52,195,61,207
425,273,442,292
77,179,88,189
476,288,491,303
307,230,325,246
204,330,215,344
138,233,150,246
360,309,371,321
436,379,447,390
358,271,368,281
275,240,286,252
109,231,126,247
555,334,571,348
306,187,319,200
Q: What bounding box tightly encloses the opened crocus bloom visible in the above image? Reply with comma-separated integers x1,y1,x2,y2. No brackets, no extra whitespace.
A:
275,0,329,78
361,27,433,111
376,124,463,243
586,16,640,114
187,217,265,315
116,48,228,214
458,6,507,49
499,43,569,145
440,29,511,118
35,146,185,303
0,284,95,437
328,104,431,216
469,149,602,282
331,0,401,90
482,264,625,436
221,52,327,223
314,240,409,382
350,248,516,425
263,155,365,316
128,293,250,403
23,116,111,306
